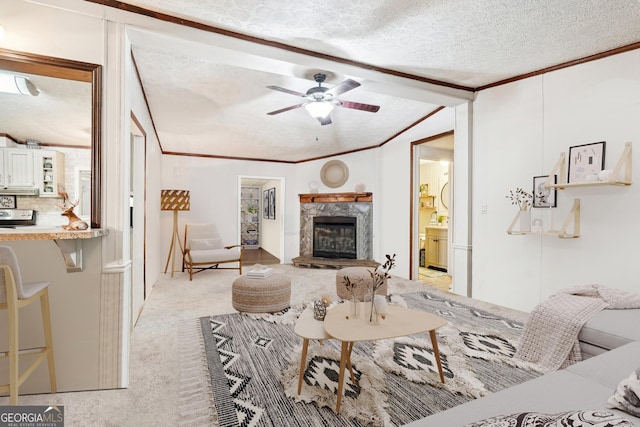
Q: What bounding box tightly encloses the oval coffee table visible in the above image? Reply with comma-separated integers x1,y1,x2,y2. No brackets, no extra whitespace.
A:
324,303,447,412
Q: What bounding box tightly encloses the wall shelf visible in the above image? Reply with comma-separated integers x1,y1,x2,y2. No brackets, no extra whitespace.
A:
544,141,632,189
419,195,436,209
507,198,581,238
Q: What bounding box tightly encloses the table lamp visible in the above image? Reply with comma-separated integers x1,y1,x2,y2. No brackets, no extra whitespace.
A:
161,189,190,277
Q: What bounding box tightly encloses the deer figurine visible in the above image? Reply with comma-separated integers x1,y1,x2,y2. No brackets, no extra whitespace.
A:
57,184,89,230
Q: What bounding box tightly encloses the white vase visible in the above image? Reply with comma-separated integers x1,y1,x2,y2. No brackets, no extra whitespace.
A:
520,210,532,232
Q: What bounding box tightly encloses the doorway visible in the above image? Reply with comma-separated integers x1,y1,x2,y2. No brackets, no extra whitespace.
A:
239,176,285,266
130,115,146,328
412,132,453,292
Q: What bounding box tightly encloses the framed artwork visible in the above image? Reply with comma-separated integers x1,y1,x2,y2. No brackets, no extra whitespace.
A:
263,189,270,219
533,175,557,208
568,141,606,183
268,188,276,220
0,195,16,209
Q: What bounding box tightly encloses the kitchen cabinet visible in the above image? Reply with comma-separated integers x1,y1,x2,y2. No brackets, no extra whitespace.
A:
0,148,35,188
240,186,260,248
37,150,65,197
425,226,448,270
0,148,65,196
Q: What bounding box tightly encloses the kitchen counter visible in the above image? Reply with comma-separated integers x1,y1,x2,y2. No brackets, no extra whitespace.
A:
0,227,108,272
0,227,107,240
426,224,449,230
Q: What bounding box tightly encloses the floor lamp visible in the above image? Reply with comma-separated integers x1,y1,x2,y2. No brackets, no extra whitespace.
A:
161,189,190,277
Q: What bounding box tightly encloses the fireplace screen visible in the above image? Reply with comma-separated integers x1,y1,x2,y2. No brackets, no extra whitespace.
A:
313,216,357,259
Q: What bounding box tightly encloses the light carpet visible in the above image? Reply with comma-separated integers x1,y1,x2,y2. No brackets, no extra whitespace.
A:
199,288,541,426
419,267,448,279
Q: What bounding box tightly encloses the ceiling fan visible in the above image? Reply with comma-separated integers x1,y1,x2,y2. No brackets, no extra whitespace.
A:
266,73,380,125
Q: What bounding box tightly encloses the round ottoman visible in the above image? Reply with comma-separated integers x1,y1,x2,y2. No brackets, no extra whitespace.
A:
336,266,387,301
232,273,291,313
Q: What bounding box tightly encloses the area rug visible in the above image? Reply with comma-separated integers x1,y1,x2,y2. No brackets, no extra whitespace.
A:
200,290,542,426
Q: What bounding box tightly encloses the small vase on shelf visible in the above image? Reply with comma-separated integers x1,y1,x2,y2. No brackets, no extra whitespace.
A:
520,210,532,232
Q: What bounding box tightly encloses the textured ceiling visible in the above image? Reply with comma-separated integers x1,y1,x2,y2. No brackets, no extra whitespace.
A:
121,0,640,162
126,0,640,87
3,0,640,162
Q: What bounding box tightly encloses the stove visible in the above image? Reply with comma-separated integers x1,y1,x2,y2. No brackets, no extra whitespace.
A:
0,209,36,227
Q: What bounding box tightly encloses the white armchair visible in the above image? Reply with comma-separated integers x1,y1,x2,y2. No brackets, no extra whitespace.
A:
182,224,244,281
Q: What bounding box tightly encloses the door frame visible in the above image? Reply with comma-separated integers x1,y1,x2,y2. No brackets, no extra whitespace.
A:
410,134,454,281
238,175,286,263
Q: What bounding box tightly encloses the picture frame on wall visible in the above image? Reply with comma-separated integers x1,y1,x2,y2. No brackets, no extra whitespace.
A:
268,188,276,220
568,141,606,183
533,175,557,208
263,189,270,219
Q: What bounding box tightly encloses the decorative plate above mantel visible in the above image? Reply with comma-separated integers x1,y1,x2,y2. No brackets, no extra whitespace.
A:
320,160,349,188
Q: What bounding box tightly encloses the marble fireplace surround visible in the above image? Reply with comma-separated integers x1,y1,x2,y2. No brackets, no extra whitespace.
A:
299,192,373,260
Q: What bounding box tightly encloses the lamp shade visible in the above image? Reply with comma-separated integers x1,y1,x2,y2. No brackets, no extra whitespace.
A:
0,74,39,96
305,101,334,119
161,190,190,211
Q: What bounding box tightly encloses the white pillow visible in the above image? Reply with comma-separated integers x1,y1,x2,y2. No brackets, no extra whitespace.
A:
189,238,222,250
607,368,640,417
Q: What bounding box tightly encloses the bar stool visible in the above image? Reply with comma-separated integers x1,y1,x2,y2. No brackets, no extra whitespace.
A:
0,245,56,405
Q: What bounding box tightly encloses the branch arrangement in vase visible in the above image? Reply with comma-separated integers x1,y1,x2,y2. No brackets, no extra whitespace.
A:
506,188,533,211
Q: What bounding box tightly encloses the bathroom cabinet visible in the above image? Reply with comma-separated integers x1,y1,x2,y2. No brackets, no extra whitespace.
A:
425,226,448,270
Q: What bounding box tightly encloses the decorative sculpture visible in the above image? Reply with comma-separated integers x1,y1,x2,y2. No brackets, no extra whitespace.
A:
57,184,89,230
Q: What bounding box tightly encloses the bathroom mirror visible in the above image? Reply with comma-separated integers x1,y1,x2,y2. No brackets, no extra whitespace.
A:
440,181,450,210
0,48,102,227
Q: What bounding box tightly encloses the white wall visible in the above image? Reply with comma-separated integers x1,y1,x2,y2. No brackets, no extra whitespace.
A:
472,49,640,312
0,0,106,393
161,155,297,261
126,33,164,291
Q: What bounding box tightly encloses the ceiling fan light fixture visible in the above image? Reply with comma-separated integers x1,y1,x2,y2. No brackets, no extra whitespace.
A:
305,101,333,119
0,74,39,96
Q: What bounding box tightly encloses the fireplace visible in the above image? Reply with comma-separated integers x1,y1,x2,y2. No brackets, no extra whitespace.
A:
299,192,372,261
313,216,357,259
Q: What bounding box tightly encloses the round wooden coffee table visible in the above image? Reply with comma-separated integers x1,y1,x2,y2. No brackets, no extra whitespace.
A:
324,303,447,412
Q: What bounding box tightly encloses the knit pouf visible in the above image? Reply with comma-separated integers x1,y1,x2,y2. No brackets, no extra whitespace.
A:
335,266,387,301
232,273,291,313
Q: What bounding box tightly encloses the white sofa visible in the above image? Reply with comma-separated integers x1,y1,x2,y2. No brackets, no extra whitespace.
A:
408,308,640,426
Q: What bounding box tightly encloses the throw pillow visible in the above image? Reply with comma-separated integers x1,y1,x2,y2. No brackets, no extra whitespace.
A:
465,410,632,426
608,368,640,417
189,238,222,250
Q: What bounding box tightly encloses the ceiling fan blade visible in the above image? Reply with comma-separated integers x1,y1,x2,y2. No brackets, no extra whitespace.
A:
338,100,380,113
326,79,360,97
266,85,306,97
317,115,332,125
266,103,307,115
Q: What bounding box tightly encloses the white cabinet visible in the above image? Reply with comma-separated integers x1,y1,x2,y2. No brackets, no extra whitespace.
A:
0,149,35,188
425,226,448,271
36,150,65,197
0,148,65,196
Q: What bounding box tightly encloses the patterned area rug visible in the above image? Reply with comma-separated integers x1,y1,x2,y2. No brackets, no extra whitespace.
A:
200,291,542,426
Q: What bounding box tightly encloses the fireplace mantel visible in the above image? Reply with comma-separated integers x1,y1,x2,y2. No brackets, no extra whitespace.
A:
299,192,372,203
